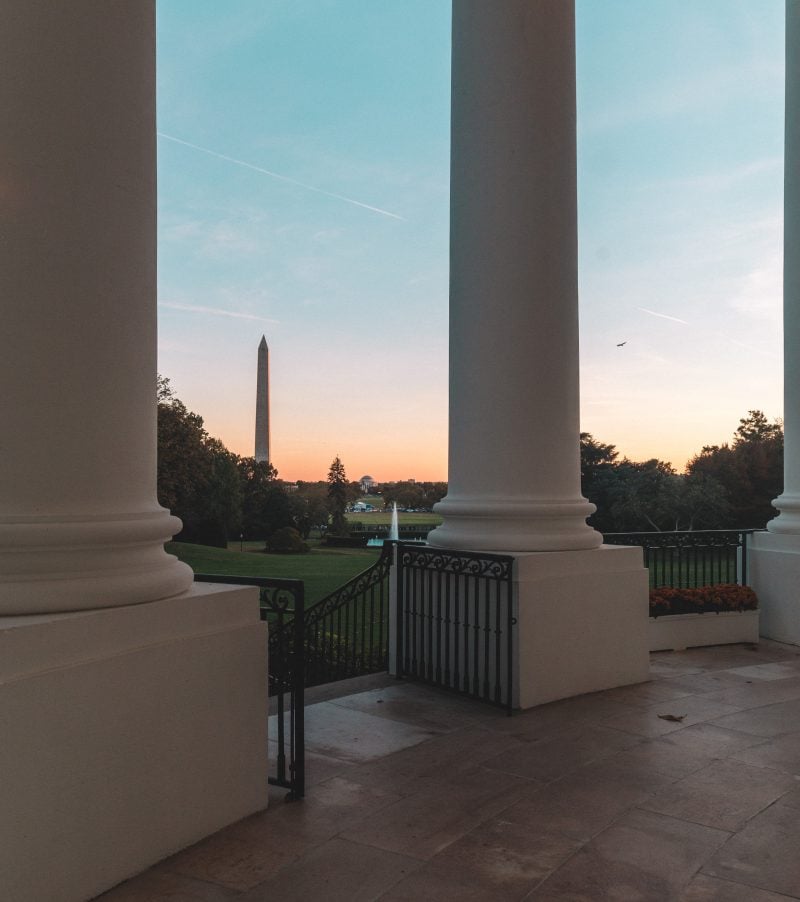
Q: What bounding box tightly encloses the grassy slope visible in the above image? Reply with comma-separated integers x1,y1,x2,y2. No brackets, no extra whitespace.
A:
345,511,442,526
167,541,381,606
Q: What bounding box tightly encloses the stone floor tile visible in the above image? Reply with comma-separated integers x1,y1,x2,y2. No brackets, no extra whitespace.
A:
379,816,578,902
649,652,707,676
292,701,439,764
378,867,517,902
730,730,800,775
164,777,402,891
481,725,641,783
239,837,422,902
699,677,800,711
651,722,769,760
93,871,238,901
331,683,505,732
726,663,800,682
702,796,800,897
778,787,800,809
677,646,780,670
657,670,756,696
602,737,715,781
489,694,638,744
339,767,530,860
712,698,800,738
497,758,672,844
680,873,797,901
526,809,729,901
600,679,697,708
601,695,743,738
640,758,798,832
348,725,525,795
300,748,355,787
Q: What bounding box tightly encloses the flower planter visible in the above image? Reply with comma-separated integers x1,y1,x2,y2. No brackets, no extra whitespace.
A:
649,609,759,652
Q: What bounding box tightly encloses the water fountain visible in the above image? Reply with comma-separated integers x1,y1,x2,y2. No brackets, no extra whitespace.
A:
367,502,401,547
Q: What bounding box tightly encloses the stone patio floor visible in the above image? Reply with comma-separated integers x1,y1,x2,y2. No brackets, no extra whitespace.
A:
97,640,800,901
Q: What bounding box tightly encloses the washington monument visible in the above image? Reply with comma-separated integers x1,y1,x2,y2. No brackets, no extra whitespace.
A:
255,335,270,463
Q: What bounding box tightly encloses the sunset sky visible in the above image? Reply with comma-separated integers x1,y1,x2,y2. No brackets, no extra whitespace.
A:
156,0,785,483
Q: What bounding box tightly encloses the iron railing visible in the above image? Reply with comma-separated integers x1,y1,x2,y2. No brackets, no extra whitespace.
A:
194,574,305,800
349,523,433,540
395,543,516,712
304,542,393,686
603,530,757,588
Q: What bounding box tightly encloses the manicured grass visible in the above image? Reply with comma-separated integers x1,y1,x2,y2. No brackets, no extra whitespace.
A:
167,541,381,606
346,511,442,526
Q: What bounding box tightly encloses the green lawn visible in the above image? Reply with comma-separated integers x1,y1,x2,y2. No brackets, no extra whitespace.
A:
346,511,442,527
167,541,381,606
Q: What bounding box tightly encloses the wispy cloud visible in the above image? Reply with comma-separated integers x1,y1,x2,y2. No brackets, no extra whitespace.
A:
159,301,278,324
661,156,782,194
581,59,782,135
158,132,405,221
637,307,689,325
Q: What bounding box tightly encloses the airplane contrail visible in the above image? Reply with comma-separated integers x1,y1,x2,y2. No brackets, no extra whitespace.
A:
158,132,405,221
637,306,689,325
159,301,279,324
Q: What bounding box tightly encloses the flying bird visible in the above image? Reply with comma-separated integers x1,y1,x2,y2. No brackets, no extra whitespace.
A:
616,341,627,347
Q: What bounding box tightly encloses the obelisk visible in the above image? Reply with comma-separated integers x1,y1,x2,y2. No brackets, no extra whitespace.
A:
255,335,270,463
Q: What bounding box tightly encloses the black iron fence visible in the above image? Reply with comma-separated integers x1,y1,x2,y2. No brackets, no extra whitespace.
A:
395,543,516,712
304,542,393,686
194,574,305,800
603,530,756,588
348,524,432,541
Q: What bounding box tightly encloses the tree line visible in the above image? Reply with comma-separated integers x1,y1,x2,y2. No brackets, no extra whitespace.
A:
157,378,433,547
581,410,783,533
158,379,782,546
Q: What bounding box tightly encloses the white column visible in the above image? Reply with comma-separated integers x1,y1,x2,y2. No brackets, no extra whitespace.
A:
768,0,800,535
749,1,800,644
0,11,267,899
0,0,193,614
428,0,600,553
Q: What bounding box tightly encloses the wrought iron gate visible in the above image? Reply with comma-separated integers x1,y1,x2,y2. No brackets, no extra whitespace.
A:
395,543,516,712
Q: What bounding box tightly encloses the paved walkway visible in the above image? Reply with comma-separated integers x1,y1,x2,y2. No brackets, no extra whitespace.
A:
98,641,800,901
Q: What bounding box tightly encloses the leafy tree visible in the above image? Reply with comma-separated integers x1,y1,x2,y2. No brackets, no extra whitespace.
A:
156,377,244,547
734,410,782,445
687,410,782,528
580,433,620,531
237,457,295,540
266,526,309,554
327,456,349,535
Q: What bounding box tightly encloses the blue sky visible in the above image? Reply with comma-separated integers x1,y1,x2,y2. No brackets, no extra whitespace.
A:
156,0,785,481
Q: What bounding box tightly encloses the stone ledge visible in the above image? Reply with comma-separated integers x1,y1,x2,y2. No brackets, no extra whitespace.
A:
650,610,760,652
0,581,260,683
0,584,268,902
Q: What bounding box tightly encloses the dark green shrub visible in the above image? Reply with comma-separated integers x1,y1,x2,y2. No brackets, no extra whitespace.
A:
266,527,309,554
323,535,369,548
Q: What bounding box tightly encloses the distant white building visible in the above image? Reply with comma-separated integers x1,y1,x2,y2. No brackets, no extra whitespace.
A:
359,475,376,493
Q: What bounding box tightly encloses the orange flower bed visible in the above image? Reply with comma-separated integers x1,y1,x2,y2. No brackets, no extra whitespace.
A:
650,584,758,618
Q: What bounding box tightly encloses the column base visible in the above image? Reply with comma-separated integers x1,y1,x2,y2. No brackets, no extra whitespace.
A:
749,531,800,645
0,583,268,902
766,493,800,534
429,497,602,552
0,509,194,614
514,545,649,708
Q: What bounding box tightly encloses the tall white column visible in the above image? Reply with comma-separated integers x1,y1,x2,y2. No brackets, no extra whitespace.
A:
0,10,268,899
428,0,600,552
749,1,800,644
0,1,193,614
768,0,800,535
